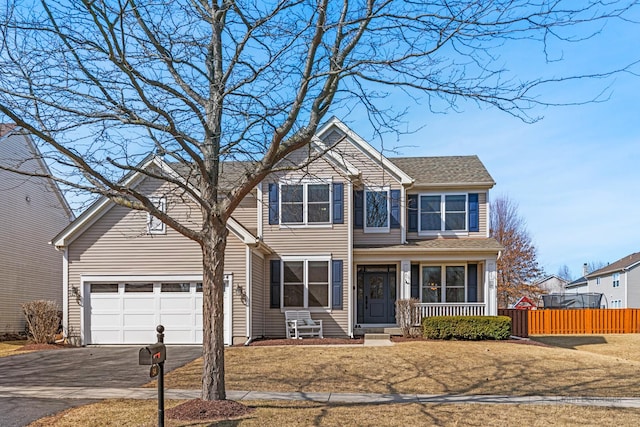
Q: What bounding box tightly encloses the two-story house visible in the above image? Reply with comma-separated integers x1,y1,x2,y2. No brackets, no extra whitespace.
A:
0,124,73,335
51,118,501,345
583,252,640,308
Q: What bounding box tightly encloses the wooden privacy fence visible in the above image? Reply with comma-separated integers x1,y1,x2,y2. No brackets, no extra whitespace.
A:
498,309,528,338
528,309,640,334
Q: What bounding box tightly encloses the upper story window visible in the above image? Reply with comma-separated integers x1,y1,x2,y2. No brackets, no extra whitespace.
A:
147,197,166,234
596,277,601,285
364,187,389,232
613,273,620,288
419,194,467,233
280,181,331,225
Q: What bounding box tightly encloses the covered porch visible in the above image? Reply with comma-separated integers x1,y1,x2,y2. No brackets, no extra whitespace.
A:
352,238,501,334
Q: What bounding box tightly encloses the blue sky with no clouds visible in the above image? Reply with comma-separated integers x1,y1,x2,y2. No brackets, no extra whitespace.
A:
346,11,640,280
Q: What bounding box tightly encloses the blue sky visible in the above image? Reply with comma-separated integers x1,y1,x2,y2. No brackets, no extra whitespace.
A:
348,11,640,280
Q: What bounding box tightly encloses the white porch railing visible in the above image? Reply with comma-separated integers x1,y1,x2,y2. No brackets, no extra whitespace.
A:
416,303,486,321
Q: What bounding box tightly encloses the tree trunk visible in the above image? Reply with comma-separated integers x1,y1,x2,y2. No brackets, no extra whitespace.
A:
201,215,229,400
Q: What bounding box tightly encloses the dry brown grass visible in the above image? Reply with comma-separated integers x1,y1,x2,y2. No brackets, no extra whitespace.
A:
531,334,640,363
0,340,32,358
160,340,640,397
28,399,640,426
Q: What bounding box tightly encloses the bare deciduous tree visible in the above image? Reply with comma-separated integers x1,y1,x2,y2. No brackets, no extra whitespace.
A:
557,264,573,282
490,196,544,308
1,0,638,400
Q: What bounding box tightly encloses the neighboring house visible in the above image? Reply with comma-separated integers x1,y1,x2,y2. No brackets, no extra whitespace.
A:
584,252,640,308
51,117,502,345
532,275,569,295
0,125,73,334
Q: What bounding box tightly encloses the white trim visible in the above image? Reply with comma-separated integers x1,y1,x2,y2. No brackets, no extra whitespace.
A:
257,182,263,238
245,246,252,338
62,248,69,337
316,117,414,185
400,186,407,243
310,136,361,177
418,264,468,304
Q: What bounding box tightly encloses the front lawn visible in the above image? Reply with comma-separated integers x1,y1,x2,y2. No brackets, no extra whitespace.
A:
157,340,640,397
0,340,32,358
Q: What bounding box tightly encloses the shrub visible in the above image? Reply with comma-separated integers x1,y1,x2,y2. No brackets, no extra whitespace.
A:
22,300,61,344
422,315,511,340
395,298,421,337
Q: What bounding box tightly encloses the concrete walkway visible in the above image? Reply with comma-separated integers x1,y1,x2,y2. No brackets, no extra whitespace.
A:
1,385,639,409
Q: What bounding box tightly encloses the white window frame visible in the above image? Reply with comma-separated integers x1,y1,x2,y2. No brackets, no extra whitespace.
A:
147,197,166,234
279,179,332,227
364,186,390,233
418,193,468,236
420,263,468,303
280,255,331,311
612,273,620,288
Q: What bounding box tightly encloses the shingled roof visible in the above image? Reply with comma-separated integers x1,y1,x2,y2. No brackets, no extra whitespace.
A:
354,237,503,252
587,252,640,277
389,155,495,187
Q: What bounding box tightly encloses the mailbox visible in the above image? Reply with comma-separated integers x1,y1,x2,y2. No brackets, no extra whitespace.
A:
139,343,166,365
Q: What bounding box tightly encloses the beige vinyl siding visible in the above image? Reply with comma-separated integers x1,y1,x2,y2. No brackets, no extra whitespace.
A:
405,191,488,240
66,177,248,339
0,133,71,333
250,252,265,337
226,235,247,338
231,191,257,234
261,155,350,336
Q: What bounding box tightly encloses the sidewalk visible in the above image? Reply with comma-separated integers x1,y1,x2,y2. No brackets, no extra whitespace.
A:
1,385,639,408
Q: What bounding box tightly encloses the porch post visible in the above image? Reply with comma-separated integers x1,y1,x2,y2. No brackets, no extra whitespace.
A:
401,260,411,299
486,259,498,315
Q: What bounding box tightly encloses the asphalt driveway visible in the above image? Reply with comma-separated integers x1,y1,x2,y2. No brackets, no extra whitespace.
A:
0,346,202,427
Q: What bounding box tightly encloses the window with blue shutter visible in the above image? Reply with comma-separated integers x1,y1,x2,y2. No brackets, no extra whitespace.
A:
390,189,401,229
268,183,279,225
270,259,280,308
468,193,479,232
332,260,343,309
354,190,363,229
333,182,344,224
407,194,418,232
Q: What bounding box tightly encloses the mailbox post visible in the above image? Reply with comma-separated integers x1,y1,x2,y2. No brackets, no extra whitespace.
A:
139,325,166,427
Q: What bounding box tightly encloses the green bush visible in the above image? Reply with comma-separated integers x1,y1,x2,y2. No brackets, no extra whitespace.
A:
422,315,511,340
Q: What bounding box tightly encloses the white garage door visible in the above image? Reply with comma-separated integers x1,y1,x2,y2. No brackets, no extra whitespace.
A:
86,276,231,345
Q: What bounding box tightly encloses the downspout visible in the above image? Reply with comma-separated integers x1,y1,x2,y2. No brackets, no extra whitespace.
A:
61,246,69,338
245,245,252,342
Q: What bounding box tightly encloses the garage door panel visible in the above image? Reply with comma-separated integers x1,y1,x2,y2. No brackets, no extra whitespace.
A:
91,330,121,343
163,329,195,343
123,313,155,326
159,297,192,311
123,330,155,344
160,313,193,327
123,297,154,311
91,313,120,324
91,297,120,310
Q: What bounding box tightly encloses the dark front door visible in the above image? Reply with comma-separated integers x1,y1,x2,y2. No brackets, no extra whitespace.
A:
360,265,396,324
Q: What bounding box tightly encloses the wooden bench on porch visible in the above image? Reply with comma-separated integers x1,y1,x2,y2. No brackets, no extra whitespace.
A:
285,310,323,339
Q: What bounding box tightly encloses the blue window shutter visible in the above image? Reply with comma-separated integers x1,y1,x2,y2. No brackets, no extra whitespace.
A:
270,260,280,308
468,193,479,232
390,189,401,229
407,194,418,232
411,264,420,299
354,190,363,229
332,260,343,309
268,183,279,225
467,263,478,302
333,182,344,224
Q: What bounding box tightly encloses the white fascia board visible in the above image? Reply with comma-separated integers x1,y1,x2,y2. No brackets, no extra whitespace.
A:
316,117,414,185
51,156,158,248
310,136,360,177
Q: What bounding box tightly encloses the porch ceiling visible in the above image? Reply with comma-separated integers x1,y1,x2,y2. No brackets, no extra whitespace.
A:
353,237,503,254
